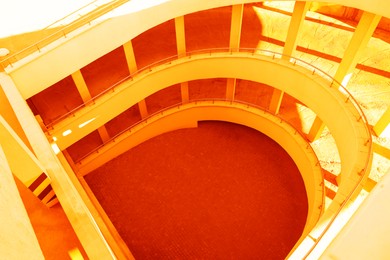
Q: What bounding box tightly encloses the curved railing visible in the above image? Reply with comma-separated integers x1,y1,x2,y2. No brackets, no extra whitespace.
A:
46,48,372,258
75,98,310,163
0,0,129,70
45,48,369,128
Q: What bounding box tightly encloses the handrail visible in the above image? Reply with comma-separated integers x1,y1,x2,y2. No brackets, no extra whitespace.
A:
75,98,310,163
44,48,369,128
47,48,371,258
0,0,129,70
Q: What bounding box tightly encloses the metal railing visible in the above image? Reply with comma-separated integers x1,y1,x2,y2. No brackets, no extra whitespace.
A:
0,0,129,70
44,48,370,128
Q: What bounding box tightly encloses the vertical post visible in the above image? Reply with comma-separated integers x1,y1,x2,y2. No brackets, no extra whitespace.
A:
72,70,110,142
0,144,44,259
270,1,309,114
308,12,381,142
333,11,381,85
226,4,244,101
175,16,190,103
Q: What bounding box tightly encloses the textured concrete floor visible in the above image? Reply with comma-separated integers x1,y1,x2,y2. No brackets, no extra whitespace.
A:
85,121,308,259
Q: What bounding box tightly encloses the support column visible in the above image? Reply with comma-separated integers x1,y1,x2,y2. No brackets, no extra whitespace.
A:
123,41,138,74
138,99,148,119
282,1,309,59
180,81,189,103
270,1,309,114
0,144,44,259
373,107,390,136
333,11,382,85
0,73,116,259
307,116,326,142
308,12,381,142
72,70,110,142
123,41,149,117
226,4,243,101
175,16,190,103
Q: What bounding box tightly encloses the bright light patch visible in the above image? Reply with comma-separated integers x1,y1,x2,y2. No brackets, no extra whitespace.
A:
51,143,61,155
52,136,58,142
78,117,96,128
341,73,353,87
62,129,72,136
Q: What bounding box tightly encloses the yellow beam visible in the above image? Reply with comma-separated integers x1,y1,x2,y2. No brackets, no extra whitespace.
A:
138,99,148,118
307,116,326,142
0,115,46,186
0,72,116,259
230,4,244,50
373,142,390,159
270,2,308,115
373,107,390,136
334,11,381,85
72,70,110,143
123,40,138,74
269,88,284,114
226,78,236,101
226,5,243,101
175,16,186,57
181,81,189,104
283,1,309,58
0,145,44,259
175,16,190,103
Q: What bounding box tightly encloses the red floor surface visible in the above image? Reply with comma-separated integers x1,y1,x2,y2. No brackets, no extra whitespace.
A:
85,121,308,259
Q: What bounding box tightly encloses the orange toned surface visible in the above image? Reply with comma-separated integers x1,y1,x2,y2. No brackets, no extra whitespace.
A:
14,177,87,260
85,121,308,259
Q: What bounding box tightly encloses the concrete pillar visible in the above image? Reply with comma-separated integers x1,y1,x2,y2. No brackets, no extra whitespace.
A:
175,16,187,57
283,1,309,58
334,11,381,84
226,4,243,101
270,2,308,114
175,16,190,103
72,70,110,143
308,12,381,142
230,4,244,51
269,89,284,114
307,116,326,142
226,78,237,101
0,73,116,259
181,81,189,104
0,145,44,260
373,107,390,136
138,99,149,118
123,40,138,74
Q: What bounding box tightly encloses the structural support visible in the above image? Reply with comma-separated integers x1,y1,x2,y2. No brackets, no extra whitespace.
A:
307,12,381,142
283,1,309,58
123,40,138,74
226,4,243,101
123,41,149,118
72,70,110,142
307,116,326,142
138,99,149,119
373,142,390,160
269,89,284,114
175,16,190,103
333,11,381,84
373,107,390,136
180,81,189,103
270,1,309,114
0,73,116,259
0,145,44,260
